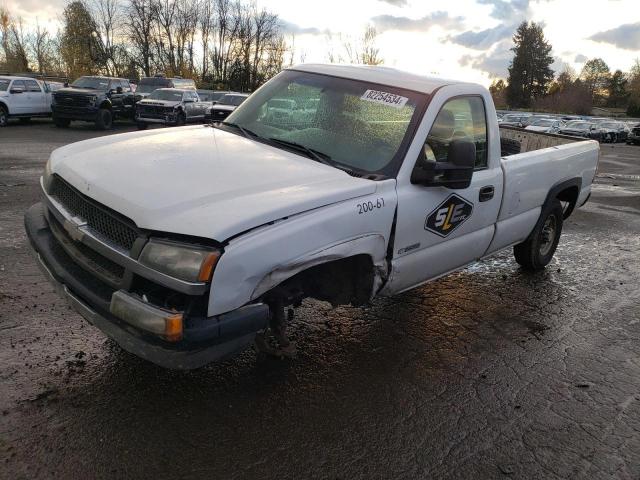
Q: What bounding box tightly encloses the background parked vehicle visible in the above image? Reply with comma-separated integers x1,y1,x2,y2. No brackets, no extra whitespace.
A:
558,121,605,142
207,92,249,121
599,121,628,143
135,88,211,129
627,124,640,145
135,75,196,100
498,113,531,128
52,76,136,130
524,118,562,133
196,89,230,103
0,75,52,126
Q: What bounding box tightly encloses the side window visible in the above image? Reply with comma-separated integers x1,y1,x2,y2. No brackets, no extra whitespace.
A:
11,80,26,91
425,96,488,169
25,80,41,92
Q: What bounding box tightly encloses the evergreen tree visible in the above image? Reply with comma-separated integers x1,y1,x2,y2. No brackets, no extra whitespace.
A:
606,70,628,108
580,58,610,106
506,21,555,108
628,60,640,117
60,1,105,79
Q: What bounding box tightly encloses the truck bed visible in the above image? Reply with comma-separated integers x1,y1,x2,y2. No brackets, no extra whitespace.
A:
500,125,580,156
488,127,599,254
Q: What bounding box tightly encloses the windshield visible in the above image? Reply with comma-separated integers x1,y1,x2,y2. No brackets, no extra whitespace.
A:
220,94,247,106
532,119,555,127
565,121,588,130
0,79,9,91
137,83,164,94
71,77,110,90
226,70,427,176
147,89,183,101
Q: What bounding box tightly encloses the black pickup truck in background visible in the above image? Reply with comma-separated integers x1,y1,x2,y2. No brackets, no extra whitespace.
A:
51,76,136,130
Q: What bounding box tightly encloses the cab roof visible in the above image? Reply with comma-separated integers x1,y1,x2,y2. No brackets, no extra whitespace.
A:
288,64,474,95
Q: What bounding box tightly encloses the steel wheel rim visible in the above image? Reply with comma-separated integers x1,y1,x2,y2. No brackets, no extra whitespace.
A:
0,110,6,125
539,215,556,256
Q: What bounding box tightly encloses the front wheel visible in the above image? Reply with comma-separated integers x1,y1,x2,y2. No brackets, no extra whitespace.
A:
176,112,186,126
95,109,113,130
0,106,8,127
514,199,564,271
53,116,70,128
136,122,148,130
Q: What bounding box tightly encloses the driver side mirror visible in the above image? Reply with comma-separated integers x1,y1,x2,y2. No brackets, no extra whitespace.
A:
411,139,476,190
10,87,24,94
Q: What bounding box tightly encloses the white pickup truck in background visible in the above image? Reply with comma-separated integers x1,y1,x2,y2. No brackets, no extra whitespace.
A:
0,75,53,127
25,64,599,369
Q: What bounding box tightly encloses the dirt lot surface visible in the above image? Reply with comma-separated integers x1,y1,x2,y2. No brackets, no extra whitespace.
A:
1,120,640,479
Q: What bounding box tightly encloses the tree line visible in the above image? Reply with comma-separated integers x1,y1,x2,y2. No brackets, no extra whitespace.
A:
0,0,289,91
490,21,640,117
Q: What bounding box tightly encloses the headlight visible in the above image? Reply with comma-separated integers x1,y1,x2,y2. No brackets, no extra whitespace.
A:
139,240,220,283
43,157,53,192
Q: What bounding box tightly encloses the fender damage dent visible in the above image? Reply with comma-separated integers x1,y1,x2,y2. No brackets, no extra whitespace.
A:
250,234,389,303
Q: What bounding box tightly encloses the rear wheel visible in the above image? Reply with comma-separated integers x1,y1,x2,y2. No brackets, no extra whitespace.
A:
95,109,113,130
0,106,8,127
514,199,564,271
53,116,70,128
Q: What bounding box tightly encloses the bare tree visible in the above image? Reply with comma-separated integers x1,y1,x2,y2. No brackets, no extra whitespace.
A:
30,22,57,74
126,0,156,76
91,0,124,75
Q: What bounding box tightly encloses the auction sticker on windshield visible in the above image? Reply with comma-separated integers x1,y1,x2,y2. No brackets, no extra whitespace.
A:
361,90,408,109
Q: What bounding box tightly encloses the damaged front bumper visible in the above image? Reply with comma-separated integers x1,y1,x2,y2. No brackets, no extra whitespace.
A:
25,203,270,369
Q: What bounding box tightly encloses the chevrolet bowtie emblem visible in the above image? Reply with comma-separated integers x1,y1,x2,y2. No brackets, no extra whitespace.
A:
63,217,87,242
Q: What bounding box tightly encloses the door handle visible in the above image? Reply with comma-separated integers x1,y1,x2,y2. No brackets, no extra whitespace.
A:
479,185,494,202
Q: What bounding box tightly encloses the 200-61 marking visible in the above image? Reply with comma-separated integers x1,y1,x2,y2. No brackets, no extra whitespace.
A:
357,198,385,214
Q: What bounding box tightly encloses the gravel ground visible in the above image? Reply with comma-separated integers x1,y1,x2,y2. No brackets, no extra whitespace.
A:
1,120,639,480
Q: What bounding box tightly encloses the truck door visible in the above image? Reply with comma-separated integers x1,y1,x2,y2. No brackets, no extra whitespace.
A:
387,95,503,294
23,79,45,114
8,80,28,114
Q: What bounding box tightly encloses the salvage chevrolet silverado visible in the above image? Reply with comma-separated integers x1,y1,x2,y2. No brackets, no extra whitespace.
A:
25,64,599,369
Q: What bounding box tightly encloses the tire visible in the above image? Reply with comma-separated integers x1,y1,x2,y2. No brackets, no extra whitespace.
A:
136,122,148,130
95,109,113,130
176,112,186,126
53,116,70,128
514,199,564,271
0,106,8,127
19,117,31,124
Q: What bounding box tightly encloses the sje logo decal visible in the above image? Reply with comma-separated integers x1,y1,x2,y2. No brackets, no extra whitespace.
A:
425,194,473,237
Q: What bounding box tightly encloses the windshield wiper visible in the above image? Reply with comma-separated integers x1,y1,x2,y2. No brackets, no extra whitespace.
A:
267,137,334,167
218,121,260,139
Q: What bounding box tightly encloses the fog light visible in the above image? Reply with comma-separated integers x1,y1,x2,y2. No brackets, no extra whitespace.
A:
110,290,183,342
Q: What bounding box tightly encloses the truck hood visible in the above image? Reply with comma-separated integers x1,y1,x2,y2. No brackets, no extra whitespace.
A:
138,99,180,107
54,87,104,96
49,126,378,241
212,104,237,112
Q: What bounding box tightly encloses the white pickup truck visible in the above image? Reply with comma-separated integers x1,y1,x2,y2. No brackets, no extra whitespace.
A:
25,64,599,369
0,75,52,126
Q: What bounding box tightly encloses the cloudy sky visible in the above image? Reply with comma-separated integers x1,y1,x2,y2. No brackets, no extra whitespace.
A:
5,0,640,86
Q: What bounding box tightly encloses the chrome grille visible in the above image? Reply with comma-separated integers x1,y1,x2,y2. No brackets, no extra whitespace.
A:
49,215,125,286
50,176,139,252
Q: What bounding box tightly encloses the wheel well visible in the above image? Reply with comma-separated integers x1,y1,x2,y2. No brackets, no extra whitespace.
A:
262,254,376,308
556,185,580,219
0,101,8,113
99,101,111,110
